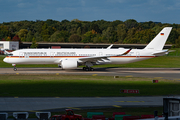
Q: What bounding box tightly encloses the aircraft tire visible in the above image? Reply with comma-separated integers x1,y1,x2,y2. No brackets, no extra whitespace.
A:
83,67,86,70
85,68,89,71
90,68,94,71
14,68,17,71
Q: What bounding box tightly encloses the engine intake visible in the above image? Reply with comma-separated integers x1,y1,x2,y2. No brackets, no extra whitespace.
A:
61,60,78,69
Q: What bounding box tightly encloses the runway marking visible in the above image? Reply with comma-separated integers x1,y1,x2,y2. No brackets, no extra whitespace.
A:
115,101,144,102
67,107,81,110
92,74,98,76
113,105,122,108
127,101,144,102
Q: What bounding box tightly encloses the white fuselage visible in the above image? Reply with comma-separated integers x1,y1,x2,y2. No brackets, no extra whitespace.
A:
3,27,172,70
3,48,155,65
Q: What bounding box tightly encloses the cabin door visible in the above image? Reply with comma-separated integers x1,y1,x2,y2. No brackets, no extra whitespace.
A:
50,52,54,58
19,52,24,58
136,52,140,58
24,52,29,58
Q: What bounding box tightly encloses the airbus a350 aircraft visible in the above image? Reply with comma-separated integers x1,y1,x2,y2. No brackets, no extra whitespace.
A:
3,27,172,71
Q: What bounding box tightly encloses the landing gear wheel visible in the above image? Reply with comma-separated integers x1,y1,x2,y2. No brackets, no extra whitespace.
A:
83,67,86,70
90,68,94,71
85,67,89,71
83,67,94,71
13,67,17,71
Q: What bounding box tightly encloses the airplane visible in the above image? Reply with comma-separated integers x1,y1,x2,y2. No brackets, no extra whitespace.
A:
3,27,172,71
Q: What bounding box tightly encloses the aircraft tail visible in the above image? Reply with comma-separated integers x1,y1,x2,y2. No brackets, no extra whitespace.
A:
144,27,172,51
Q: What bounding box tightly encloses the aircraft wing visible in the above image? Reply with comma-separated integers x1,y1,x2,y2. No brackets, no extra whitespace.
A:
0,48,12,55
79,49,131,63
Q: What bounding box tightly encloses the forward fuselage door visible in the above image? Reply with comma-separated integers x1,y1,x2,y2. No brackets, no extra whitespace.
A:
19,52,24,58
24,52,29,58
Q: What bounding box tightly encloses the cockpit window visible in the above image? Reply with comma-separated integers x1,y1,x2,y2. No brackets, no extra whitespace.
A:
8,54,13,56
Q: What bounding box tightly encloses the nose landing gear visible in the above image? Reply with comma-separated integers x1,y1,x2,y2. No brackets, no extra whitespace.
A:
13,67,17,71
12,64,17,71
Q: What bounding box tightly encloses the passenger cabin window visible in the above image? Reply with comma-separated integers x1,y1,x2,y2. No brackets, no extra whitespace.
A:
44,52,47,56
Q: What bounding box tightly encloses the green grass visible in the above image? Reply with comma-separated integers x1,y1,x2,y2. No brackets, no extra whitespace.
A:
96,48,180,68
1,48,180,68
95,56,180,68
0,74,179,97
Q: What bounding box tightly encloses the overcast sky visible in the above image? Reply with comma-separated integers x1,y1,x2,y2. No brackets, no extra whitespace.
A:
0,0,180,24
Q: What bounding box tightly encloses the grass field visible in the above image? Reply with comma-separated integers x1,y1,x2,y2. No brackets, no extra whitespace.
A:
1,48,180,68
0,74,179,97
0,74,169,117
1,48,178,117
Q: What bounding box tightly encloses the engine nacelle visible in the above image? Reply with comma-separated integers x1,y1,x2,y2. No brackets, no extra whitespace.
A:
61,60,78,69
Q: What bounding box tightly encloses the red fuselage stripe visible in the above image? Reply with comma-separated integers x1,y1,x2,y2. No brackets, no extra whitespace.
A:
6,56,156,58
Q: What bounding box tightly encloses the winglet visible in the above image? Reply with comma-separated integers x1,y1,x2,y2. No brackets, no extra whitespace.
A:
121,49,132,55
107,44,113,49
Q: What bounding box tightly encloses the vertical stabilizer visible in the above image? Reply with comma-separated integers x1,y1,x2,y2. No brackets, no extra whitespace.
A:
144,27,172,50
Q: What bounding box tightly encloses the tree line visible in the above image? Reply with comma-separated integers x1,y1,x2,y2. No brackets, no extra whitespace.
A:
1,19,180,47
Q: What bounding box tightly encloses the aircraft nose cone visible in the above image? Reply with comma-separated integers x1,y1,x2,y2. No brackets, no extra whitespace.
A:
3,57,8,63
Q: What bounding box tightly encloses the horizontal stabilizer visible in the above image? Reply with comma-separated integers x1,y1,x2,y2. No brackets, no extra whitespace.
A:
152,50,169,56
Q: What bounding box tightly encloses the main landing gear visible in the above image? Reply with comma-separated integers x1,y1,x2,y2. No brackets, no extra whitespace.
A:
83,62,94,71
12,64,17,71
83,67,94,71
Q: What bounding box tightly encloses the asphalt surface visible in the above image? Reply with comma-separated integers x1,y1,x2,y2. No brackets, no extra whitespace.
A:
0,96,176,112
1,67,180,80
0,67,180,113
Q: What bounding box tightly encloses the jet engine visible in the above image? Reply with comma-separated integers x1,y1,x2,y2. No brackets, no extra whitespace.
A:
61,60,78,69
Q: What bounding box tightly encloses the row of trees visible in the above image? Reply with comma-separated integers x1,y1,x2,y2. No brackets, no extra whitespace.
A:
1,19,180,47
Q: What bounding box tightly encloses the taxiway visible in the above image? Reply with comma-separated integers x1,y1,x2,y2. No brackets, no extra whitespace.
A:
0,67,180,112
0,67,180,80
